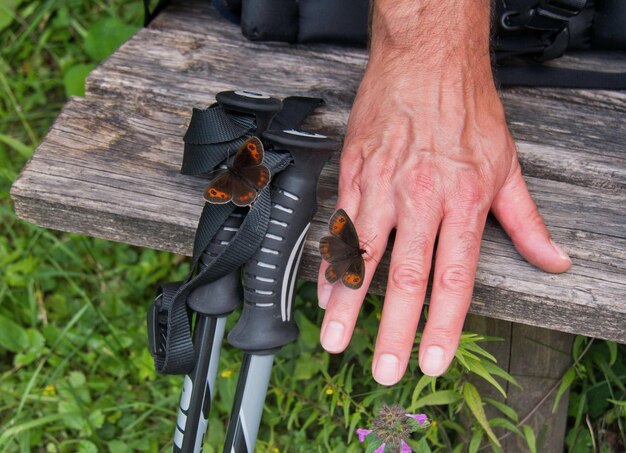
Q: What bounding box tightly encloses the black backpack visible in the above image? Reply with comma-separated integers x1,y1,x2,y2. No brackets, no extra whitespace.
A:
209,0,626,89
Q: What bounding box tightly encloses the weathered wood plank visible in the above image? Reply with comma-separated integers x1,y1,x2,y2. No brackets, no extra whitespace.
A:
504,325,573,452
464,315,573,452
10,0,626,343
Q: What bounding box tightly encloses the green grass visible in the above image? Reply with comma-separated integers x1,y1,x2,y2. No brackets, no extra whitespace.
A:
0,1,625,452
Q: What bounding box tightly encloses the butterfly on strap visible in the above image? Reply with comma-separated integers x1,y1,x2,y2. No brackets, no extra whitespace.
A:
204,136,271,207
319,209,366,290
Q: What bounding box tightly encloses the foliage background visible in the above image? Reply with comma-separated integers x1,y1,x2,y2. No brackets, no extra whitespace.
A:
0,1,624,452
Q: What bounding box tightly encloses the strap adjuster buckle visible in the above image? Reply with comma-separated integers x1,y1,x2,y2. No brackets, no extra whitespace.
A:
148,293,168,358
538,0,582,19
527,0,584,30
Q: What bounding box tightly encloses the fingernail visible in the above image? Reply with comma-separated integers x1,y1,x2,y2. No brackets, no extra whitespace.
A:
321,321,345,352
420,346,447,376
374,353,401,386
318,284,332,309
550,240,571,263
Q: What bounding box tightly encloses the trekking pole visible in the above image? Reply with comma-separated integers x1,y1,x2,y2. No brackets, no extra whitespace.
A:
173,91,283,453
173,212,243,453
223,129,340,453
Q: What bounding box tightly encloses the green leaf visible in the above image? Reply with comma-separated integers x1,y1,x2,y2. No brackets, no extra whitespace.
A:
411,375,435,407
89,409,105,429
523,425,537,453
68,371,86,388
0,133,33,157
63,63,96,97
469,429,483,453
107,440,131,453
481,360,520,388
14,328,47,366
465,357,507,398
84,17,138,62
414,390,462,409
0,313,29,352
78,440,98,453
348,413,361,443
484,397,519,422
463,382,500,448
293,353,322,380
413,438,432,453
606,341,617,366
295,310,320,349
0,0,21,31
489,418,522,437
552,367,576,413
364,433,384,453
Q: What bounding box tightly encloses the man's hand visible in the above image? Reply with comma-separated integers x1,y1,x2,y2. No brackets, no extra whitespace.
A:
317,0,572,385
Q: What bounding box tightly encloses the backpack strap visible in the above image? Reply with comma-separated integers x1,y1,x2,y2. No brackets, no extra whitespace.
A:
495,63,626,89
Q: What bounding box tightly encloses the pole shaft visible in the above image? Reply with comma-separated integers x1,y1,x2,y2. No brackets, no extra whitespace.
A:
174,316,227,453
223,353,275,453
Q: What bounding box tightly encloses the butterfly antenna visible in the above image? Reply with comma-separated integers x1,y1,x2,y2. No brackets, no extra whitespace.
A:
361,234,379,263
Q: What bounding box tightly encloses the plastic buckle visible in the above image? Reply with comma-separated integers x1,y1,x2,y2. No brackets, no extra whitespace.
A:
148,293,168,358
527,0,583,30
538,0,582,20
540,27,570,60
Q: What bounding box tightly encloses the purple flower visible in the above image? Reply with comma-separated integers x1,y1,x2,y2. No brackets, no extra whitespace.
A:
356,405,429,452
370,440,412,452
356,429,372,442
405,413,428,425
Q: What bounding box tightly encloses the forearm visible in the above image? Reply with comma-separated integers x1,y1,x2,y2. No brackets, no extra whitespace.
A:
369,0,492,81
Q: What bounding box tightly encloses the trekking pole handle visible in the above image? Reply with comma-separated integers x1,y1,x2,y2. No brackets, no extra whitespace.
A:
227,129,340,353
215,90,282,135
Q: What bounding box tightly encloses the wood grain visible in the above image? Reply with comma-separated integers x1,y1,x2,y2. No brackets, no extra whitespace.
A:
10,0,626,343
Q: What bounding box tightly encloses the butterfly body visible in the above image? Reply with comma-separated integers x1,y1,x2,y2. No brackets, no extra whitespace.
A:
204,136,270,207
319,209,365,290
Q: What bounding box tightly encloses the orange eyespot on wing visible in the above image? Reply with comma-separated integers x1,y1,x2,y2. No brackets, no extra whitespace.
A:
325,265,341,283
233,136,264,167
328,209,360,248
205,136,271,207
238,165,270,190
319,209,366,290
341,258,365,289
329,209,349,235
232,189,257,206
204,171,233,204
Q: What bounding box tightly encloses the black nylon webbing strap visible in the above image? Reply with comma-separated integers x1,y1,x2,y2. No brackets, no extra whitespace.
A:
151,94,324,374
153,152,292,374
268,96,324,131
496,64,626,89
181,107,256,176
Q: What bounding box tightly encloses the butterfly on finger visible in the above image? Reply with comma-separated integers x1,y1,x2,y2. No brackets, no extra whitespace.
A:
204,136,271,207
319,209,366,290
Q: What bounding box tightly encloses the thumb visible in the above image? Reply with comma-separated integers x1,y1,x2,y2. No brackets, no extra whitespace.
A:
491,164,572,273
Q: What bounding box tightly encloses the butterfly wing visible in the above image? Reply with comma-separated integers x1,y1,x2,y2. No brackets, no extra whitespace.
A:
341,256,365,289
230,177,258,206
328,209,359,249
233,136,264,168
227,136,270,207
204,170,233,204
319,235,355,264
237,165,271,191
325,259,352,284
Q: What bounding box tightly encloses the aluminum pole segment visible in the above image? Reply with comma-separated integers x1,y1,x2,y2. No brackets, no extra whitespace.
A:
223,353,275,453
174,316,227,453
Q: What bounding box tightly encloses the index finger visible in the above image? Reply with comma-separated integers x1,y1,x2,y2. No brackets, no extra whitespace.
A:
319,198,394,354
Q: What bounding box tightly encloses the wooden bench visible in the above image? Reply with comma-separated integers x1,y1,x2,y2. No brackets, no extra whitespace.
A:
10,0,626,450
